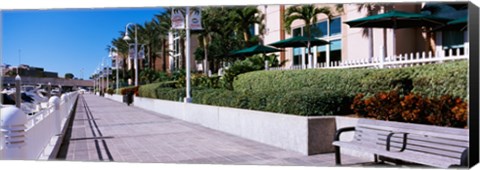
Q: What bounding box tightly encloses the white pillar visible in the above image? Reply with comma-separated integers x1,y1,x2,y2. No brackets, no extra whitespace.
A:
313,47,318,68
1,106,27,159
265,60,269,70
379,45,385,68
435,31,443,56
464,30,469,55
301,47,306,69
326,44,331,68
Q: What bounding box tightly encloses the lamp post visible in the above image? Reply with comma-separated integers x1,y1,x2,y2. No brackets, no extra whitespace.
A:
109,47,119,91
123,23,138,86
185,7,192,103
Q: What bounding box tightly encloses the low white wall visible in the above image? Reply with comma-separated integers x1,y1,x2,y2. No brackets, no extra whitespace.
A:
105,94,123,103
124,96,336,155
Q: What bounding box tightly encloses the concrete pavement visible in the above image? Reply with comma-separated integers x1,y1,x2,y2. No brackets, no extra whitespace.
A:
56,94,368,166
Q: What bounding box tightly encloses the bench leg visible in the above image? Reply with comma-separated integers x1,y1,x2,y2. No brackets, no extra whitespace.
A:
335,146,341,165
374,154,378,163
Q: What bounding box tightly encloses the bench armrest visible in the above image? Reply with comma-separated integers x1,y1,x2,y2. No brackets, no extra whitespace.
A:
334,126,356,141
386,132,409,152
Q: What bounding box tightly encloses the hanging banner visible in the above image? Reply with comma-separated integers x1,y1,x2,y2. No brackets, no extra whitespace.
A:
128,43,135,59
171,8,185,29
138,45,145,59
190,8,203,30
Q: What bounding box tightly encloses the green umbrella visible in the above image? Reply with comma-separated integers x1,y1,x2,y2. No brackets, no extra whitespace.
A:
345,10,451,28
268,35,329,48
345,10,451,55
228,44,282,57
432,16,467,31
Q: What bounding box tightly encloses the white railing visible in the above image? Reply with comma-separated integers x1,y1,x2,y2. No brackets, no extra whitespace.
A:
270,47,468,71
270,64,303,71
1,91,79,160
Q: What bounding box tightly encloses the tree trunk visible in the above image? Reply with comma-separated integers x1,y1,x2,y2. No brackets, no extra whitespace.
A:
243,31,250,47
203,37,209,75
180,37,186,69
162,39,167,72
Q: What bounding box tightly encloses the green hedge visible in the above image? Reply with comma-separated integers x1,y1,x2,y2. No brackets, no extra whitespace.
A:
234,60,468,99
137,61,467,116
138,81,178,98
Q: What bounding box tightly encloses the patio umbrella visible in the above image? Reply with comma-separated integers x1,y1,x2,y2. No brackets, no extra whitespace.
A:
344,10,451,56
431,16,467,32
228,44,282,58
269,36,329,69
268,35,329,48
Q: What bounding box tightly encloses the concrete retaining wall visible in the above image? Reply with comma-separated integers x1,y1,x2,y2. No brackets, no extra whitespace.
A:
105,95,337,155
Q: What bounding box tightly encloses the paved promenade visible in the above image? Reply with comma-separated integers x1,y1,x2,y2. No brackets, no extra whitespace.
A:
57,94,367,166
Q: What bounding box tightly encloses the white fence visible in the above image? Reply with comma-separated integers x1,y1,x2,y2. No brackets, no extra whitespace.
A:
1,92,79,160
270,47,468,70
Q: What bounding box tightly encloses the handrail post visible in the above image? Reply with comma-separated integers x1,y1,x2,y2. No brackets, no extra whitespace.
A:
15,75,21,108
49,96,61,134
1,106,27,159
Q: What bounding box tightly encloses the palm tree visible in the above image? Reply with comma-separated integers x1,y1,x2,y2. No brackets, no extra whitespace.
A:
110,35,129,85
229,7,265,47
155,9,173,72
284,5,332,68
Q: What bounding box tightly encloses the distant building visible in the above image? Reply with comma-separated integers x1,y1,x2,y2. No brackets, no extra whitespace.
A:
2,64,58,78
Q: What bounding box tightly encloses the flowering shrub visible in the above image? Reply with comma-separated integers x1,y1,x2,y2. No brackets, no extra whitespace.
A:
352,90,468,128
119,86,139,96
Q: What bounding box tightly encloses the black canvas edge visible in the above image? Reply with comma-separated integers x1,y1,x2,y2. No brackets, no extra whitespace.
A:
468,1,479,168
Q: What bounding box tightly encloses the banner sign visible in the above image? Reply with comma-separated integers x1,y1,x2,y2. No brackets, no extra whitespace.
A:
138,45,145,59
190,8,203,30
128,44,135,59
171,8,185,29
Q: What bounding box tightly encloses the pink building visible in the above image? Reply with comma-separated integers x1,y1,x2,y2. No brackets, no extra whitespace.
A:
258,3,468,68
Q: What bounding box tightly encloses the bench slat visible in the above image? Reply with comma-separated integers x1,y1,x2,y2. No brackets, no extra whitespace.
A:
357,119,469,140
333,141,460,168
355,127,469,151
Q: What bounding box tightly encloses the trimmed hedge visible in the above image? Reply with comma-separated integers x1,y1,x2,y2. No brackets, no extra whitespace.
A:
234,60,468,99
137,61,467,116
138,81,178,98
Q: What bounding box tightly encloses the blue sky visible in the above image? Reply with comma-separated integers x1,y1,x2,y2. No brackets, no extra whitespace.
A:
2,7,165,79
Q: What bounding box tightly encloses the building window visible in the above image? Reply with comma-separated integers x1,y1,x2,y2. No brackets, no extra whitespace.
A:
291,17,342,66
249,24,256,36
293,27,302,37
329,17,341,36
311,21,328,38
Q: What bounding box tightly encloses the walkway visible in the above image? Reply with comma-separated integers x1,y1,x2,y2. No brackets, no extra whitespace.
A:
56,94,368,166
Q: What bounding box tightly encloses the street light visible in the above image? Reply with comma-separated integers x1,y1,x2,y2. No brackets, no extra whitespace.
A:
123,23,138,86
109,47,119,91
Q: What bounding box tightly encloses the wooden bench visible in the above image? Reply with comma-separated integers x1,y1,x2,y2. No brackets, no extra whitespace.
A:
332,118,469,168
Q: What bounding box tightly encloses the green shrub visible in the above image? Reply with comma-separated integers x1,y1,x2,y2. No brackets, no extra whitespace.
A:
235,60,468,99
191,74,221,88
411,60,468,99
138,81,178,98
106,88,115,95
